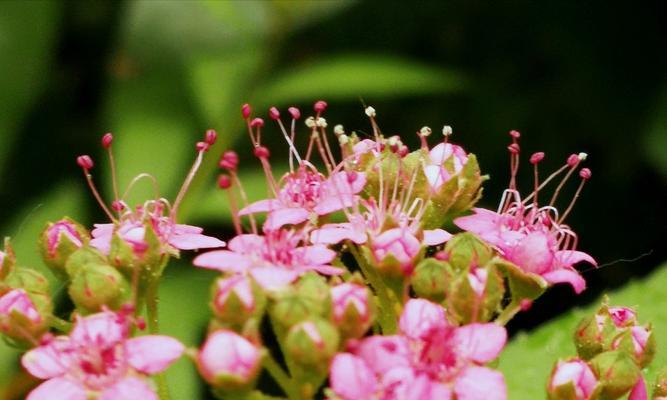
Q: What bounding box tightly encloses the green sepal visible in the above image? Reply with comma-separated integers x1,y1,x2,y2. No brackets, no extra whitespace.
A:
39,217,89,278
573,314,607,360
547,380,580,400
653,366,667,397
589,351,641,399
210,276,267,332
68,263,131,314
444,232,493,272
5,267,50,296
0,237,16,281
64,246,107,277
493,257,547,302
612,326,655,368
269,273,332,330
411,258,451,302
447,263,504,324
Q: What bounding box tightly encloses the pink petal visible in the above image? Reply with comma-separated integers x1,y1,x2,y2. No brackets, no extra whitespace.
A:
91,223,114,236
629,376,648,400
423,165,451,189
238,199,282,215
542,268,587,294
404,374,452,400
454,209,505,247
399,298,448,339
90,235,112,255
250,267,299,291
264,208,309,231
99,377,158,400
172,224,203,234
313,197,355,215
21,337,72,379
329,353,378,400
301,264,344,276
423,229,453,246
26,378,87,400
454,366,507,400
355,335,411,375
228,234,265,252
310,223,367,245
70,311,128,345
293,245,336,265
168,233,225,250
454,323,507,363
555,250,597,268
126,335,185,374
193,251,252,272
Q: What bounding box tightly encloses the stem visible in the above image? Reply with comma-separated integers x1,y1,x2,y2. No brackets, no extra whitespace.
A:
49,316,72,333
263,353,299,400
495,301,522,326
349,245,398,334
145,279,171,400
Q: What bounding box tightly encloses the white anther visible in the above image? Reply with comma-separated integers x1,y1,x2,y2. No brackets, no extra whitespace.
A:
334,124,345,135
578,152,588,161
316,117,328,128
305,116,316,128
338,134,349,145
442,125,453,136
420,126,432,137
387,136,401,147
365,106,376,117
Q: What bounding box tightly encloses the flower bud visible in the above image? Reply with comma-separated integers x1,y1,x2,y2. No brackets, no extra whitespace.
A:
269,273,332,329
211,275,265,329
446,264,504,324
608,306,636,327
330,283,374,339
372,228,421,276
573,314,606,360
443,233,493,272
0,288,49,342
284,319,339,372
653,367,667,398
589,351,641,399
411,258,451,302
68,263,130,313
612,326,655,368
5,268,50,297
547,358,597,400
0,238,16,282
39,218,88,277
197,330,261,389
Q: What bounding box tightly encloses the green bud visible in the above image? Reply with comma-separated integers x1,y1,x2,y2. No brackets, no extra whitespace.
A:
210,275,266,330
5,268,50,296
64,246,107,277
446,264,504,324
411,258,451,302
269,273,332,329
653,367,667,398
285,318,340,373
443,233,493,272
573,314,607,360
68,263,130,313
611,326,655,368
39,218,89,278
589,351,641,399
0,289,52,345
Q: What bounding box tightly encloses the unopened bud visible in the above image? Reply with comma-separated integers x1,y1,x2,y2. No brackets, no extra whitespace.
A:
211,275,265,328
590,351,641,399
654,367,667,398
241,103,252,119
68,263,130,313
530,152,545,164
444,233,493,272
547,358,597,400
420,126,432,137
218,175,232,189
0,239,16,281
0,289,49,342
101,133,113,149
314,100,328,113
365,106,376,117
574,314,606,360
612,326,655,368
40,218,88,276
205,129,217,145
288,106,301,120
331,283,374,339
579,168,591,180
197,330,261,389
253,146,270,159
250,118,264,128
269,107,280,120
285,319,340,372
411,258,450,303
76,155,94,170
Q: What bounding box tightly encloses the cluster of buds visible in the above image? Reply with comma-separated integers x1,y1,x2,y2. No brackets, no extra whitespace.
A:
548,300,658,400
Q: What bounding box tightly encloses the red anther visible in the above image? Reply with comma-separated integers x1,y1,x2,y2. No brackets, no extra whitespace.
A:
269,107,280,120
509,130,521,139
112,200,125,211
398,146,409,157
530,152,545,164
219,150,239,171
567,154,580,167
205,129,217,145
101,133,113,149
250,117,264,128
507,143,520,154
196,141,210,152
288,106,301,120
314,100,328,113
120,303,135,315
136,317,147,331
254,146,270,159
346,171,358,183
218,174,232,189
77,155,94,170
434,251,448,261
579,168,592,180
241,103,252,119
520,299,533,311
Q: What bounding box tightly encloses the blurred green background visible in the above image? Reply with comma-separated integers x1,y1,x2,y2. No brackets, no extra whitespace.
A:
0,0,665,398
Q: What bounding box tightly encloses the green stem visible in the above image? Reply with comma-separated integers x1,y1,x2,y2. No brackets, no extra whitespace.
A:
49,316,72,333
495,301,522,326
262,352,299,400
349,245,398,334
145,279,171,400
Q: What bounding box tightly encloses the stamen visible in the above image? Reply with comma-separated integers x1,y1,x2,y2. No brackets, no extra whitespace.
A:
254,146,280,198
77,155,116,221
102,133,121,216
529,152,544,208
271,106,303,169
218,174,242,235
418,126,431,149
241,103,252,119
171,132,212,218
549,153,586,207
507,143,520,191
442,125,452,144
559,168,591,223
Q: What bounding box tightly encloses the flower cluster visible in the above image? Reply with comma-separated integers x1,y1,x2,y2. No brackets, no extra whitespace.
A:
0,100,660,400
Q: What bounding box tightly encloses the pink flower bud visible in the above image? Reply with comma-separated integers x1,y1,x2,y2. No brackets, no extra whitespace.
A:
285,319,340,369
211,275,263,326
567,153,580,166
530,152,545,164
372,228,421,275
76,155,94,169
205,129,217,145
288,106,301,120
218,175,232,189
509,130,521,139
241,103,252,119
580,168,592,180
250,117,264,128
254,146,270,159
45,219,84,257
314,100,328,113
269,107,280,120
331,283,373,338
0,289,41,324
197,330,261,388
101,133,113,148
219,150,239,170
549,359,597,400
608,307,636,327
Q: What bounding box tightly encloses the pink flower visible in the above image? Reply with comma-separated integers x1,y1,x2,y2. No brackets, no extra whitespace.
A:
90,202,224,256
0,289,41,327
21,311,184,400
193,230,342,291
424,142,469,191
328,299,507,400
239,166,366,231
197,330,261,388
548,359,597,400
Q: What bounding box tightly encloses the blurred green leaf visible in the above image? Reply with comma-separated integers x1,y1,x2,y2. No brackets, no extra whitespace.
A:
257,54,466,105
0,0,60,176
500,262,667,399
643,86,667,180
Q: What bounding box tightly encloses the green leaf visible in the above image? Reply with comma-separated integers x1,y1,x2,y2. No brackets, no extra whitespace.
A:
258,54,466,105
643,85,667,179
500,262,667,399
